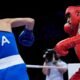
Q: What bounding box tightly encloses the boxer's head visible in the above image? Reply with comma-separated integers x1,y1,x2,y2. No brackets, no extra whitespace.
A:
65,6,80,29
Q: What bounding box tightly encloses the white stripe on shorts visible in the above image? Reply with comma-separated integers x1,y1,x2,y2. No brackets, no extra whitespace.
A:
0,55,24,69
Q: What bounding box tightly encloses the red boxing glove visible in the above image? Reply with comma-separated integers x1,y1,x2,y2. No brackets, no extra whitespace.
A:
54,35,80,56
64,23,77,36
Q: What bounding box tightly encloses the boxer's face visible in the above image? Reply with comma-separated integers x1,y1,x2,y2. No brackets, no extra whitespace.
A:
66,13,71,24
66,14,74,29
67,17,71,24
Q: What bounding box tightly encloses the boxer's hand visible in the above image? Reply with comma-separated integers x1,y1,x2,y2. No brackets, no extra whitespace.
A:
18,28,35,47
54,35,80,56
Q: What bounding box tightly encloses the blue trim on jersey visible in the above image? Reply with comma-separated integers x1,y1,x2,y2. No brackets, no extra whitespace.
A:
0,64,29,80
0,31,19,58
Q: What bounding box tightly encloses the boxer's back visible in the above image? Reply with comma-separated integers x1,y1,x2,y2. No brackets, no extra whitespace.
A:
0,19,19,58
0,31,19,58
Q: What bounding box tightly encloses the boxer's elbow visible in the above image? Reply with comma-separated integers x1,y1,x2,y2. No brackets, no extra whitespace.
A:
25,18,35,25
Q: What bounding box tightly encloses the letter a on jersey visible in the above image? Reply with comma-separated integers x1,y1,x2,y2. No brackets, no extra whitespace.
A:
1,36,10,46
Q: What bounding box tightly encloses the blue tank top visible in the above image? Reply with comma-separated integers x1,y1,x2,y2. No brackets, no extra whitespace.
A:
0,31,19,58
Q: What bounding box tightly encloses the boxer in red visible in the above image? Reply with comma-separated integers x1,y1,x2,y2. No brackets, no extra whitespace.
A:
54,6,80,80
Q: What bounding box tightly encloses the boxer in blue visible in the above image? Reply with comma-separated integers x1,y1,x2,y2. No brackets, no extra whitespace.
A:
0,18,35,80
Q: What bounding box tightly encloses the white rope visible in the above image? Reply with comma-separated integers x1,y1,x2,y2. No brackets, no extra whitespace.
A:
26,64,68,69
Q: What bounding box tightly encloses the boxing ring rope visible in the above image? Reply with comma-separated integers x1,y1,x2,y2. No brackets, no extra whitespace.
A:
26,64,68,69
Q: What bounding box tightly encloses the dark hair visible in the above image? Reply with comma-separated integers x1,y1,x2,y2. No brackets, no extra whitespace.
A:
43,49,59,62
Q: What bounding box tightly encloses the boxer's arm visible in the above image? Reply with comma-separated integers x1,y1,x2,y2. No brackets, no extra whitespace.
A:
10,18,35,30
54,34,80,56
5,18,35,47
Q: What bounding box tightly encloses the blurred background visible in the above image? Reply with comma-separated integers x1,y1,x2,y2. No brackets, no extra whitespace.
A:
1,0,80,80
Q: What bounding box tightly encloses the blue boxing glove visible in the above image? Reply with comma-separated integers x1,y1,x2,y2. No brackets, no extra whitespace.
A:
18,29,35,47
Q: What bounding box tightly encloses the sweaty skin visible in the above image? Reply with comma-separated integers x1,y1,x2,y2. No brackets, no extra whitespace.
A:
0,18,35,32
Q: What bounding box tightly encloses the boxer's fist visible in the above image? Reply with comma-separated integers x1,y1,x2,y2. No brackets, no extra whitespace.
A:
54,39,69,56
64,23,77,36
18,28,35,47
54,35,80,56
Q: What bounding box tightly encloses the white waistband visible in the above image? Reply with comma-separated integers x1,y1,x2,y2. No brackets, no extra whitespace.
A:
0,55,24,69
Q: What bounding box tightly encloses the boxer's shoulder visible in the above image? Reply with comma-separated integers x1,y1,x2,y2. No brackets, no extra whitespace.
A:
0,19,12,32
